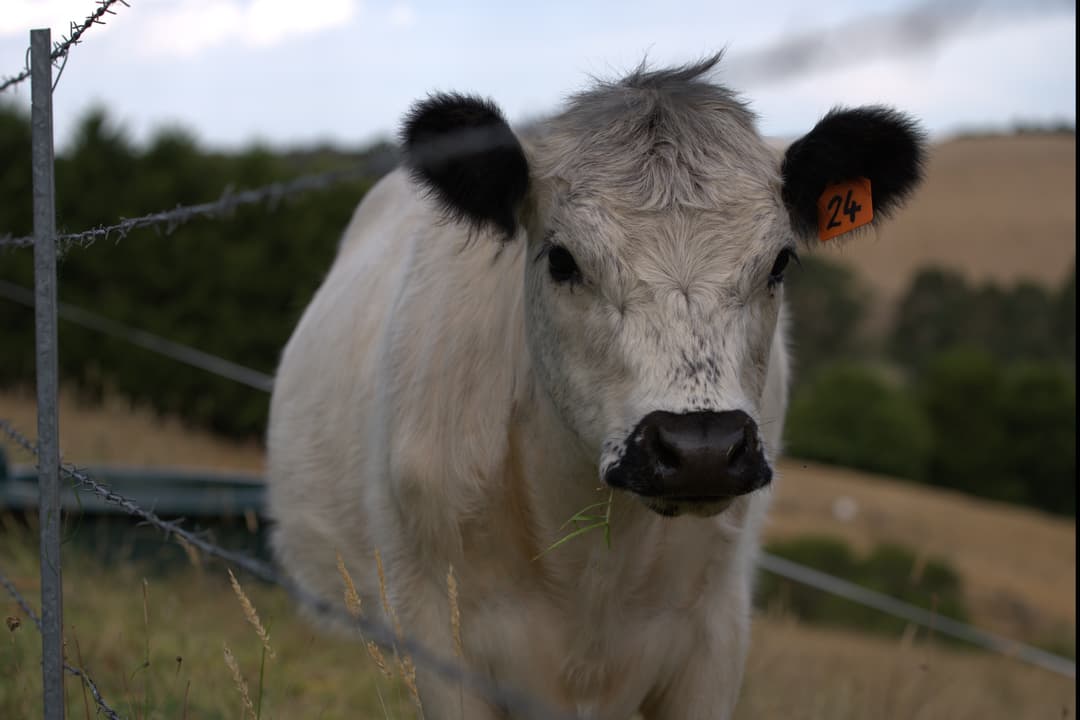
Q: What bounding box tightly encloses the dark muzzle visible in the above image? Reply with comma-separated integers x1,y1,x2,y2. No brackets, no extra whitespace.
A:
604,410,772,506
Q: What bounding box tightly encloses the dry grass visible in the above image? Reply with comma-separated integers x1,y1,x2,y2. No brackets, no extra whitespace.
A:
1,523,1072,720
0,386,264,472
740,615,1075,720
770,459,1076,649
0,521,412,719
818,133,1076,306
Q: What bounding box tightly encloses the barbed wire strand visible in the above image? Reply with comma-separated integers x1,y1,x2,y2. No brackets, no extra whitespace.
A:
0,162,384,253
0,0,130,94
0,419,576,720
758,553,1076,679
0,280,275,392
0,126,547,256
0,570,123,720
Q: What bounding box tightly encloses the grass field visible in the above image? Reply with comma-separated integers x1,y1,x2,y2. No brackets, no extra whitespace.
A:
0,386,265,473
1,387,1076,718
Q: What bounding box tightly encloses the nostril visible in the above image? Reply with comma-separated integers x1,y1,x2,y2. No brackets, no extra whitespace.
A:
652,426,683,470
725,430,748,467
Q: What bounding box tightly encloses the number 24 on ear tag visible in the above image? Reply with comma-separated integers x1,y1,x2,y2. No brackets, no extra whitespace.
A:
818,178,873,242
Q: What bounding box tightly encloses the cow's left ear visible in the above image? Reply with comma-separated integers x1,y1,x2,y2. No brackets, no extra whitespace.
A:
401,93,529,240
781,106,926,242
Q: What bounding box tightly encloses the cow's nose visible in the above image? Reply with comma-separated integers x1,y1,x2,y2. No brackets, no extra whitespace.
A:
639,410,771,498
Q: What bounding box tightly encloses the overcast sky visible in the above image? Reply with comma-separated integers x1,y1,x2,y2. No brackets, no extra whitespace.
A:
0,0,1075,152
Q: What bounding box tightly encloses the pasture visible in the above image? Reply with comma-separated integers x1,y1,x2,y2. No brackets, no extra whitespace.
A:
2,387,1074,718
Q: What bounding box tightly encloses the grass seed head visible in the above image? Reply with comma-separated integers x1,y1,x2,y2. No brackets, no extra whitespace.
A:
447,564,463,659
336,552,363,619
222,642,256,720
374,548,404,640
227,569,274,659
365,641,393,680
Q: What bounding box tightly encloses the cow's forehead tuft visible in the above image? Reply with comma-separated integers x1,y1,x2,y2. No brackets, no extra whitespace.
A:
530,55,775,212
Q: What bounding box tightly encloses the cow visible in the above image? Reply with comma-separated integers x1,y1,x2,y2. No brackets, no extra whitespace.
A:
266,54,924,719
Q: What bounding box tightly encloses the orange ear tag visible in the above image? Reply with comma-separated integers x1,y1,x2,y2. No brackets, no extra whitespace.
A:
817,178,873,242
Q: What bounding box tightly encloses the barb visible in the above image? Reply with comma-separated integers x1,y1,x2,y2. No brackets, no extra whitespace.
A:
0,0,131,94
0,569,124,720
0,164,378,253
0,280,275,392
0,419,574,720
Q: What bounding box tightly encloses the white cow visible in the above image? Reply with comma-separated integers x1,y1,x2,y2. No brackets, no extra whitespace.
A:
267,55,924,719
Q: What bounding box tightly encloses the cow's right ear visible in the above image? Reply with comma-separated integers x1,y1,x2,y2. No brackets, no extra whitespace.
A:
401,93,530,240
781,106,926,243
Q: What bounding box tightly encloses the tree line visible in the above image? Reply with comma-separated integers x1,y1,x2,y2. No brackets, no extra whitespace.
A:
1,105,378,437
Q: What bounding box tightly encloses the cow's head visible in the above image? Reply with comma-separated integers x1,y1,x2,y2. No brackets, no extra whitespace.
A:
402,56,924,517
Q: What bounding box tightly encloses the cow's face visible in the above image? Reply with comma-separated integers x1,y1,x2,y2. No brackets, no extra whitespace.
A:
402,58,924,517
521,189,789,518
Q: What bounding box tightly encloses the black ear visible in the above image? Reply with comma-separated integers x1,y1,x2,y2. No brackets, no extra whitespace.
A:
401,93,529,239
781,106,926,240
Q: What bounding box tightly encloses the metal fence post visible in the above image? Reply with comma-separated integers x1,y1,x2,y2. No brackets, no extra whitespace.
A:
31,27,64,720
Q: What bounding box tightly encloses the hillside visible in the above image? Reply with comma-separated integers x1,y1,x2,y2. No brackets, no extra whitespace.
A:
769,459,1075,649
815,133,1076,303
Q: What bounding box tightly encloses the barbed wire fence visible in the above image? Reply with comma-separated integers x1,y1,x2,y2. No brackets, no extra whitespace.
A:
0,420,575,720
0,162,394,254
0,23,570,714
0,2,1076,719
0,573,122,720
0,0,129,94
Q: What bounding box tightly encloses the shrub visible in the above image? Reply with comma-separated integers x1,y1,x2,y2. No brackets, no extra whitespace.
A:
784,364,933,481
890,266,1073,371
917,348,1016,500
1051,267,1076,365
917,350,1075,515
997,363,1076,516
757,535,969,637
889,267,974,370
783,255,869,379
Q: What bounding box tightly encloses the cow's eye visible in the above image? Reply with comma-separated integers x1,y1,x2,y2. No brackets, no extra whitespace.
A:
548,245,581,284
768,248,799,290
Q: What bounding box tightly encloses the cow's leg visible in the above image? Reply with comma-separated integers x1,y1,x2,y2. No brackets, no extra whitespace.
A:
639,591,751,720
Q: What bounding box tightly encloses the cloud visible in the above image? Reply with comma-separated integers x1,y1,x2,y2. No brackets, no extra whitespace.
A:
747,11,1075,139
135,0,358,58
387,3,416,29
724,0,1074,89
